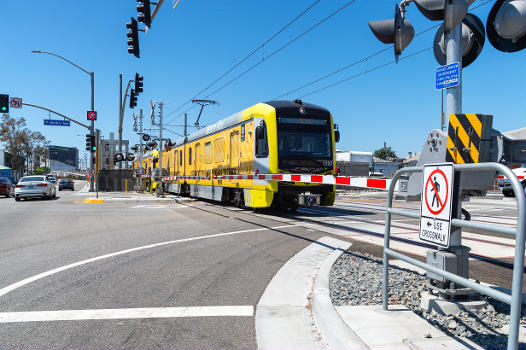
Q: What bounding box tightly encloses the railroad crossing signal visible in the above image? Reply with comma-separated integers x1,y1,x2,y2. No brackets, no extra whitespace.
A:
0,94,9,113
126,17,140,58
137,0,152,28
135,73,144,94
486,0,526,52
419,163,454,248
368,4,415,61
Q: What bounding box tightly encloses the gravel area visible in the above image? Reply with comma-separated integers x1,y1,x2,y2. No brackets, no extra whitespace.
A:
330,251,526,350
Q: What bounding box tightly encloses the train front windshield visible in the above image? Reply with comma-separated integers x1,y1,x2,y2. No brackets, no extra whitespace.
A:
277,116,333,173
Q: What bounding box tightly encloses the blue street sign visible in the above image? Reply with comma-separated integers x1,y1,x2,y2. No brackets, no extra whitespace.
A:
435,62,460,90
44,119,70,126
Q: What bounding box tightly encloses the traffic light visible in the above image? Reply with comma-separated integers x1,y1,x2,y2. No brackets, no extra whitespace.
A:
126,17,140,58
129,89,138,109
0,94,9,113
85,134,96,152
368,4,415,61
433,13,486,67
135,73,144,94
487,0,526,52
137,0,152,28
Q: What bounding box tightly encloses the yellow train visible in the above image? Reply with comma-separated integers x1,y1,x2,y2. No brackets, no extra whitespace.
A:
133,100,340,210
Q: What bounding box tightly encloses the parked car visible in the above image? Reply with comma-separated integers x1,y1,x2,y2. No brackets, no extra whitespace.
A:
498,167,526,197
0,177,15,198
59,178,75,191
15,176,56,201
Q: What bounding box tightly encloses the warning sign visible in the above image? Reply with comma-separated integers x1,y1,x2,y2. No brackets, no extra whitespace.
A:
419,163,454,247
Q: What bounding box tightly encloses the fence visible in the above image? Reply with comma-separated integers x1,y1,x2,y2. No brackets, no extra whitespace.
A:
97,170,135,192
382,163,525,350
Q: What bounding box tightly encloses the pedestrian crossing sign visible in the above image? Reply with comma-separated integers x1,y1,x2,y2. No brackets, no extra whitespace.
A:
419,163,454,248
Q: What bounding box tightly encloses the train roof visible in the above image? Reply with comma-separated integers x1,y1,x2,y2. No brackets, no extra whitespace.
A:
172,100,330,146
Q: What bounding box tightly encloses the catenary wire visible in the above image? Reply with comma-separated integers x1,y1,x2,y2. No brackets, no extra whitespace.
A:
164,0,358,124
163,0,322,120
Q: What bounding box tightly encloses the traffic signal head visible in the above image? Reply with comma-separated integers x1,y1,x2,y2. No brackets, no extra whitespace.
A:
86,135,96,152
129,89,138,109
0,94,9,113
487,0,526,52
135,73,144,94
433,13,485,67
368,4,415,61
137,0,152,28
126,17,140,58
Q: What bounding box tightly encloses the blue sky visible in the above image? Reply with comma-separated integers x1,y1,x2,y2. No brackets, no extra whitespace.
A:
1,0,524,161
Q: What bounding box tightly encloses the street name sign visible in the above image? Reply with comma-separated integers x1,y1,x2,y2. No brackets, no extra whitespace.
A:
435,62,460,90
44,119,70,126
9,97,22,109
419,163,454,248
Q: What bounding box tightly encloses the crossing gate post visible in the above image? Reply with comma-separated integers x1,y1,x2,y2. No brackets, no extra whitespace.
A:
382,162,526,350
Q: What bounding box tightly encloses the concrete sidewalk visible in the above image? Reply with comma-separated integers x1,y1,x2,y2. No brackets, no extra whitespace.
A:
257,236,485,350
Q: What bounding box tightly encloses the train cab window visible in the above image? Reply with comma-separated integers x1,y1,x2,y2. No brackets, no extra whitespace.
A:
255,121,268,158
188,148,192,165
180,150,183,166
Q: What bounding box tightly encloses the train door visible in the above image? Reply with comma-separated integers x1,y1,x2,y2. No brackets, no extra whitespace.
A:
230,131,239,174
195,143,202,176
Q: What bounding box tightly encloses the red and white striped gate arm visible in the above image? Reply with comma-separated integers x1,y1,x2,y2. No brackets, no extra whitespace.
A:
161,173,395,191
496,175,524,180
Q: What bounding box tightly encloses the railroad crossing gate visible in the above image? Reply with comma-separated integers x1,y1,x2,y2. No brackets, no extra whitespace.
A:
419,163,454,247
446,114,493,164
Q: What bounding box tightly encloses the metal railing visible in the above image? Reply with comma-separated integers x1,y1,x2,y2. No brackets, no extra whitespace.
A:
382,163,526,350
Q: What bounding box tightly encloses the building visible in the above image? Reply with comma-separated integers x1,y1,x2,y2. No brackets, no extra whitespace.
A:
46,145,79,171
336,151,372,177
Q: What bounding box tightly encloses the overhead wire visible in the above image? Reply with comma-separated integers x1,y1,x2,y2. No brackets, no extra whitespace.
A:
163,0,322,120
164,0,358,124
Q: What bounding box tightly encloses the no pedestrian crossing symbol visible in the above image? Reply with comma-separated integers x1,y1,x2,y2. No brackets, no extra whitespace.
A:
419,163,454,248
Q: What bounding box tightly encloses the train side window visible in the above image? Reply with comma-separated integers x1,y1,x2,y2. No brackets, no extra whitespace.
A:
189,148,192,165
241,124,245,142
204,142,213,164
255,121,268,158
179,150,182,166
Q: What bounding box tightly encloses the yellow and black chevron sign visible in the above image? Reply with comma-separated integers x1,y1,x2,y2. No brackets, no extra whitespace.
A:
446,114,493,164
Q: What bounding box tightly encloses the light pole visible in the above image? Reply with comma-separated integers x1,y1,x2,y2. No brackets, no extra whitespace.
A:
31,50,96,192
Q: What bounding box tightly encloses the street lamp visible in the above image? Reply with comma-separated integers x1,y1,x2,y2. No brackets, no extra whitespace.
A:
31,50,96,192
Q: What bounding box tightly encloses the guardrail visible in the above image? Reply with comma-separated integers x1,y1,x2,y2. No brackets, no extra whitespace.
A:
382,163,525,350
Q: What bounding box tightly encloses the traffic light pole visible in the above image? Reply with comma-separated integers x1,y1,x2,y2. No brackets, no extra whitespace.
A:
89,71,95,192
139,109,144,192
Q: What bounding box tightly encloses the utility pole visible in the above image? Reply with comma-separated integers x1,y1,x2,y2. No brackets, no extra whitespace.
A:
158,102,165,197
139,109,144,191
95,129,100,198
119,74,123,169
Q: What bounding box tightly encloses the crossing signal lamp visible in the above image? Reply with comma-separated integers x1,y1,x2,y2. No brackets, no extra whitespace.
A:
433,13,486,67
131,145,138,152
368,4,415,62
126,17,140,58
135,73,144,94
147,141,158,148
129,89,138,109
142,133,151,142
0,94,9,113
414,0,474,31
486,0,526,52
137,0,152,28
126,153,136,161
114,153,124,163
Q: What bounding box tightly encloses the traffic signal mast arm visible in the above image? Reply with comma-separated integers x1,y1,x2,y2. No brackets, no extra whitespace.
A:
22,102,90,129
119,79,134,143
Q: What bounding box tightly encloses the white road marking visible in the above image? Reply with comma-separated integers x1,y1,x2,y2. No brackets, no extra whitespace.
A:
130,204,188,209
0,306,254,323
0,224,296,299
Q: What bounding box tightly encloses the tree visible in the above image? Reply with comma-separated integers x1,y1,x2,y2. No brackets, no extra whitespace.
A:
374,146,397,160
34,166,50,175
0,114,49,178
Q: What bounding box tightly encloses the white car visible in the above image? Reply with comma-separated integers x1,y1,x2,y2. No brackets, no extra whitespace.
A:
15,176,56,201
498,167,526,197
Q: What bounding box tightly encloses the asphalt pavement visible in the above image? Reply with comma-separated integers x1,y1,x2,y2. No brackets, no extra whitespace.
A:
0,183,522,349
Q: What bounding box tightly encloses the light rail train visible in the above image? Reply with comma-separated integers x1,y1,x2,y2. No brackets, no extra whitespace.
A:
133,100,340,210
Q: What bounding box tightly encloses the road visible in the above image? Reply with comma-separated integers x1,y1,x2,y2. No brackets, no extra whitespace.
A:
0,182,521,349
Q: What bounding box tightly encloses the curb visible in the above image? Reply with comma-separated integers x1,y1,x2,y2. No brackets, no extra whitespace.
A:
312,247,370,350
83,198,104,204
